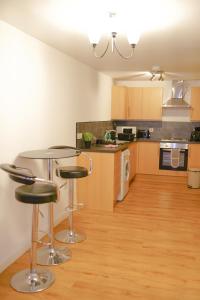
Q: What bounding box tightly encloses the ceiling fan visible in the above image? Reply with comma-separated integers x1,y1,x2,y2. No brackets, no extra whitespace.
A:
113,67,184,82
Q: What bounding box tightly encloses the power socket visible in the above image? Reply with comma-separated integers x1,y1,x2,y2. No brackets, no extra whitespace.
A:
149,128,154,133
77,133,82,139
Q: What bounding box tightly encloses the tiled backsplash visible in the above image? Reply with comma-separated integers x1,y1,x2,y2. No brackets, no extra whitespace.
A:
114,120,200,140
76,121,113,147
76,120,200,147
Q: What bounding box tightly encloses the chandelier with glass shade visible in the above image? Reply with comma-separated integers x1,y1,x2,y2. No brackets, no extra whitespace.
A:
88,12,140,59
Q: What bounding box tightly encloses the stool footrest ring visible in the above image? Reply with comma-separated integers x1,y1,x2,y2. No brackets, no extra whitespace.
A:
55,229,86,244
65,202,84,212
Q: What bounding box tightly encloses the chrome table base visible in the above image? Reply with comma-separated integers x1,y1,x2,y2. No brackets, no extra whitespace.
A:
55,230,86,244
37,245,71,266
10,268,55,293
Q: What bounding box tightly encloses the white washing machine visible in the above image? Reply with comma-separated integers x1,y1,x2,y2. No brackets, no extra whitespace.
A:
117,148,130,201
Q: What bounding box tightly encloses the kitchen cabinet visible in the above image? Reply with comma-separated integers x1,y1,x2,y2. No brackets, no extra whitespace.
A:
137,142,159,174
76,151,121,212
141,88,163,120
111,86,127,119
127,87,162,120
111,86,163,120
127,88,142,119
129,142,137,182
191,87,200,121
188,144,200,168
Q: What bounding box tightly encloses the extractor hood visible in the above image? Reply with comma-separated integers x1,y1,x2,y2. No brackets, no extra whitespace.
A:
162,80,191,108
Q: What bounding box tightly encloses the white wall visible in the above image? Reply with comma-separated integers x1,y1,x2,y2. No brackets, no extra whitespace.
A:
116,80,200,122
0,21,112,272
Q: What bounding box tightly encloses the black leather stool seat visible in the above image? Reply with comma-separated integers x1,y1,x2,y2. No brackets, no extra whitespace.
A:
15,183,57,204
56,166,88,179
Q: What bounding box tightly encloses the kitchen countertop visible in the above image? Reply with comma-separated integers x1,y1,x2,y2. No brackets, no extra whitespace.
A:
80,139,200,153
80,143,130,153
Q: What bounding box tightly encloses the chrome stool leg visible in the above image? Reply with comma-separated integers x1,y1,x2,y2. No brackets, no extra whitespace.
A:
36,203,72,265
55,179,86,244
10,205,55,293
37,159,71,265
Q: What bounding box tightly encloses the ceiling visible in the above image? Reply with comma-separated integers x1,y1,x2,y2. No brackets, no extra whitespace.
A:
1,0,200,80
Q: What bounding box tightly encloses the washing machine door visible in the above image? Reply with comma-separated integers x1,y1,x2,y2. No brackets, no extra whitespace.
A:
117,150,130,201
124,159,130,181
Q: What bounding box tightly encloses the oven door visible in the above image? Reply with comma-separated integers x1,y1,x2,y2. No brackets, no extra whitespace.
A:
159,148,188,171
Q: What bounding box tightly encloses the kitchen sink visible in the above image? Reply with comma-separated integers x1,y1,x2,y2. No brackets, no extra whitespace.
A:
95,144,119,148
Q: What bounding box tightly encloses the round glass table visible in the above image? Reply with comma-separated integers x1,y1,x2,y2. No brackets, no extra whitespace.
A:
19,148,80,266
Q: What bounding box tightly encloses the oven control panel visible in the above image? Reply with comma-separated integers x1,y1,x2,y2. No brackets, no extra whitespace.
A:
160,142,188,150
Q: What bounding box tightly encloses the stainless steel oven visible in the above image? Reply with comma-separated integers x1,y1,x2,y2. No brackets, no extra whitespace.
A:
159,142,188,171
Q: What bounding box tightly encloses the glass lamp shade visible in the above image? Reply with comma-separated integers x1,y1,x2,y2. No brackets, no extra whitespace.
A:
127,30,140,45
88,31,101,45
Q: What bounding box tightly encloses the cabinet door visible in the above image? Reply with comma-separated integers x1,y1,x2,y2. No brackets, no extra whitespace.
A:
129,143,137,181
191,87,200,121
111,86,127,119
137,142,159,174
127,88,142,119
142,88,162,120
76,152,118,212
188,144,200,168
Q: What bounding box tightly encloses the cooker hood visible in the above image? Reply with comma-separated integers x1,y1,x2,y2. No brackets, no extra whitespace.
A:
162,80,191,108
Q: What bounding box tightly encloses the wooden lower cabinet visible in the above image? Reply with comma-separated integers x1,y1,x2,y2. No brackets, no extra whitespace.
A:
129,143,137,182
76,151,121,212
137,142,159,175
188,144,200,168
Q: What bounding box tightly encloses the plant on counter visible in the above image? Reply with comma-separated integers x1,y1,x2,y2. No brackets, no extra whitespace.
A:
82,132,94,148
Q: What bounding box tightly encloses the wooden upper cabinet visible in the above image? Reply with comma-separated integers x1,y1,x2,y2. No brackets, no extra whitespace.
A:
111,86,127,119
191,87,200,121
127,87,162,120
142,87,163,120
188,144,200,168
127,87,142,119
111,86,163,120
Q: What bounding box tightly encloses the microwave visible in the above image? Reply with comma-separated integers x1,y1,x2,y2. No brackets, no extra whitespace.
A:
116,126,136,135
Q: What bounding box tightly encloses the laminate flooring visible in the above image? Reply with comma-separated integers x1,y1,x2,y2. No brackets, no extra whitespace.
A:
1,175,200,300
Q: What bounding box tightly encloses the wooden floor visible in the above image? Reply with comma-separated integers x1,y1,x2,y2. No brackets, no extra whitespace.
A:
1,175,200,300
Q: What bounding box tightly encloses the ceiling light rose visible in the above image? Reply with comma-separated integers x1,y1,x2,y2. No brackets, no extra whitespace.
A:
88,12,140,59
150,71,164,81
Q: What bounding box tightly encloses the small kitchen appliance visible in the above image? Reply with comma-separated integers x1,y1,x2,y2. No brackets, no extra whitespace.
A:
190,127,200,141
104,130,116,142
137,129,150,139
116,126,136,141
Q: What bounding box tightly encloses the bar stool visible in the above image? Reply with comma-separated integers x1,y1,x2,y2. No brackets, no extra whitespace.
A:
49,146,92,244
0,164,57,293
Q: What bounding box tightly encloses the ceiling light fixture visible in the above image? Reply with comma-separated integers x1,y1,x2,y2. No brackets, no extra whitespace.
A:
88,12,140,59
150,71,164,81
